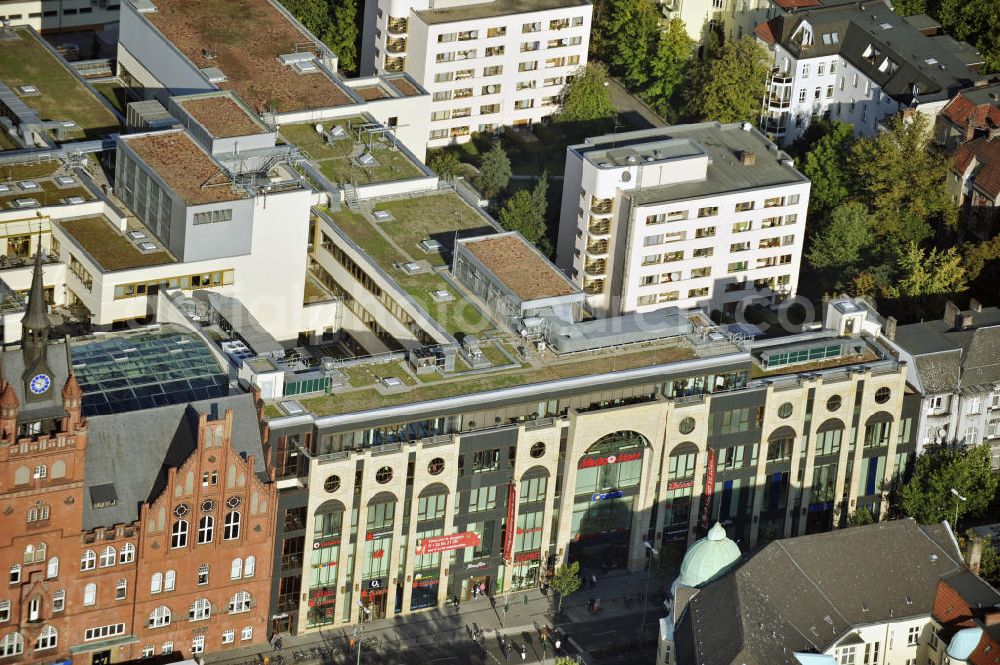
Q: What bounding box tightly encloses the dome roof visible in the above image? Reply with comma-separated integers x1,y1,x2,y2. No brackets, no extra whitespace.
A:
946,627,983,660
677,522,741,588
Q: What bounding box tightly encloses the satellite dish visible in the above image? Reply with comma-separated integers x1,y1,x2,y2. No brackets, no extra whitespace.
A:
937,428,947,438
314,123,324,134
486,85,497,94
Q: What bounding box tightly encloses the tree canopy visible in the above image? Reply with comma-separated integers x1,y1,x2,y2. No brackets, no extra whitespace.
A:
499,189,547,244
556,63,616,125
478,143,512,198
899,444,998,525
280,0,359,75
807,201,873,286
550,561,581,614
682,37,770,123
891,243,968,298
428,151,461,179
797,120,856,216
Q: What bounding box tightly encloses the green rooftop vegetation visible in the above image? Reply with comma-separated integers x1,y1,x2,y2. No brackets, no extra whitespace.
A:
281,119,424,185
298,342,694,417
57,216,175,271
91,80,130,114
303,274,335,305
0,29,119,141
0,131,19,151
341,362,418,388
0,161,94,209
373,193,495,267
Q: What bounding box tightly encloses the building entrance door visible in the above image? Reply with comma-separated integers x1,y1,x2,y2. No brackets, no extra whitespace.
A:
92,651,111,665
271,615,292,635
462,575,491,601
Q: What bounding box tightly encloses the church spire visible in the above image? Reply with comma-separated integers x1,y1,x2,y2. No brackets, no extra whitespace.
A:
22,248,48,332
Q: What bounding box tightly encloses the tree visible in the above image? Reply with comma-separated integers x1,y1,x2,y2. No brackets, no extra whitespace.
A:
798,121,856,216
555,659,577,665
938,0,1000,72
550,561,581,614
807,202,873,287
899,444,998,525
329,0,359,75
848,508,875,527
478,144,512,198
280,0,331,39
428,151,461,180
500,190,546,244
849,113,957,245
642,19,695,119
531,171,549,220
556,63,616,125
682,37,770,123
892,242,968,298
602,0,662,91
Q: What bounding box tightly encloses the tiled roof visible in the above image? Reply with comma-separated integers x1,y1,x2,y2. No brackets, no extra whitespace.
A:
941,90,1000,134
952,137,1000,200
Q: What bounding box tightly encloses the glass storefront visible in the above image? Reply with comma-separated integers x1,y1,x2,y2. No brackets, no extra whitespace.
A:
307,504,342,628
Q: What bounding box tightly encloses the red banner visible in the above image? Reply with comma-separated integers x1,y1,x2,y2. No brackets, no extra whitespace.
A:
667,480,694,491
700,447,716,528
514,550,541,563
578,451,642,469
504,481,517,562
415,531,481,556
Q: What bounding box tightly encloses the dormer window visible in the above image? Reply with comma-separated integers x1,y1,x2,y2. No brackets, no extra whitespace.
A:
863,44,880,65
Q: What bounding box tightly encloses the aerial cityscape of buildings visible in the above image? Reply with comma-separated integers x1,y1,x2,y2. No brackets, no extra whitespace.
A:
0,0,997,664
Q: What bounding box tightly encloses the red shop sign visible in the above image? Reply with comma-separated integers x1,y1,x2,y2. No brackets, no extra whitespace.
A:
371,549,385,559
504,482,517,562
667,480,694,491
415,531,481,555
514,550,541,563
578,451,642,469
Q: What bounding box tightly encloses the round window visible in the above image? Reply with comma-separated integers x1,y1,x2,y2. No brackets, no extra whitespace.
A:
173,503,189,517
200,500,215,513
427,458,445,475
376,466,393,484
324,475,341,493
529,442,546,458
226,496,242,508
679,417,696,435
826,395,842,412
778,402,793,419
874,387,891,404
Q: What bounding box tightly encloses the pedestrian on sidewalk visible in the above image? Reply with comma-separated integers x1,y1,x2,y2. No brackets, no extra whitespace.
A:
588,596,595,612
591,574,598,587
555,639,561,652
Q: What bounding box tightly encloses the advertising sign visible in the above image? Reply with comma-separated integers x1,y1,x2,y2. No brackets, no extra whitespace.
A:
700,447,716,528
504,481,517,562
415,531,481,556
590,490,624,502
578,451,642,469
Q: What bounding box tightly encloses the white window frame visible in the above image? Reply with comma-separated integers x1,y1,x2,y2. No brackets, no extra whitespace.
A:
120,544,135,564
84,583,97,606
99,546,116,568
148,606,171,629
241,626,253,641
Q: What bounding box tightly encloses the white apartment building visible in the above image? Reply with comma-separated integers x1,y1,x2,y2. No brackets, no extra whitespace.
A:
658,0,771,46
0,0,119,34
556,122,810,318
756,2,987,146
362,0,592,146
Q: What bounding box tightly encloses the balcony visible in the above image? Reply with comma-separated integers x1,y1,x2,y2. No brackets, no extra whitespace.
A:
584,259,607,276
384,56,406,73
588,218,611,236
586,239,609,257
769,68,793,85
387,16,408,34
765,93,790,109
590,197,613,215
583,278,605,294
386,37,407,54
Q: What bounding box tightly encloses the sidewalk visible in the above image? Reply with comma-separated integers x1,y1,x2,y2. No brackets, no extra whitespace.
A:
205,570,669,664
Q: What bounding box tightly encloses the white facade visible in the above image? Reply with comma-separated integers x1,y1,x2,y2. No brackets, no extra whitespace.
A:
364,0,592,146
0,0,119,33
823,617,935,665
557,123,810,318
660,0,771,45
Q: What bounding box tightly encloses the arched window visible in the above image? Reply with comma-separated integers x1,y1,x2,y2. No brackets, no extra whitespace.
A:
99,546,116,567
228,591,251,614
83,583,97,606
50,460,66,479
116,579,127,600
244,555,255,578
34,625,57,650
223,511,241,540
230,558,243,580
164,570,176,592
80,549,96,571
119,543,135,564
46,557,58,579
27,597,39,622
171,520,188,548
150,572,163,594
197,515,214,544
148,606,171,628
188,598,211,621
26,503,49,523
34,543,45,563
23,545,34,564
0,632,23,657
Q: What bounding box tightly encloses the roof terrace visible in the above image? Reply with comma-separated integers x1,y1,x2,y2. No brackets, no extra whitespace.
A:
56,215,175,271
0,159,96,209
0,28,119,141
144,0,354,113
124,131,248,205
281,118,424,185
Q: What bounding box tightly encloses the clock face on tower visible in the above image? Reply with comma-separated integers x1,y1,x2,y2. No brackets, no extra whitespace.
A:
29,373,51,395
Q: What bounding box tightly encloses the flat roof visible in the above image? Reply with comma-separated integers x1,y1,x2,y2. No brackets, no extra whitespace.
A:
145,0,354,113
0,159,96,209
56,215,175,271
0,28,119,141
579,123,808,206
387,77,421,97
124,131,248,205
415,0,590,25
353,85,390,101
461,233,578,301
178,94,269,138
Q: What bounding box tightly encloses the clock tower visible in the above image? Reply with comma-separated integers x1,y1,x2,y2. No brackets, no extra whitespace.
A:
21,248,54,404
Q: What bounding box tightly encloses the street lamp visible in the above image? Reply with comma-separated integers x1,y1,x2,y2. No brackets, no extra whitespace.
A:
950,488,967,528
354,599,371,665
640,541,658,636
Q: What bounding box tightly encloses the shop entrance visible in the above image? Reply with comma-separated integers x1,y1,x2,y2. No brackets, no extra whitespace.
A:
92,651,111,665
461,575,491,601
271,614,292,635
361,582,389,619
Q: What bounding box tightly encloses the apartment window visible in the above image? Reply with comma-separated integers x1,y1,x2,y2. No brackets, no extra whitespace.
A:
84,583,97,606
516,80,536,91
454,88,473,99
802,64,810,77
481,84,501,95
480,104,500,114
518,61,538,72
818,63,826,75
51,591,64,613
164,570,175,591
838,646,856,665
100,546,116,568
826,85,834,98
487,26,506,37
245,556,256,577
241,627,253,641
644,234,663,247
798,89,807,103
455,68,474,80
695,227,716,239
697,206,718,217
485,46,505,57
171,520,188,548
689,287,709,297
514,99,534,110
967,397,983,414
907,626,919,646
434,72,454,83
142,647,155,658
120,544,135,564
85,624,125,642
521,41,540,52
572,16,584,26
735,201,754,212
522,21,541,32
430,110,451,121
728,261,749,273
189,598,211,621
33,464,46,479
197,564,209,586
637,295,657,306
731,241,751,252
34,625,57,651
642,254,662,266
0,601,8,623
691,267,712,278
81,550,96,571
483,65,502,76
640,275,660,286
192,636,205,655
192,208,232,225
830,61,837,74
162,642,173,654
222,630,235,645
473,449,500,473
229,591,251,614
224,511,241,540
732,221,752,233
692,247,713,258
116,579,127,600
788,194,800,205
663,251,683,262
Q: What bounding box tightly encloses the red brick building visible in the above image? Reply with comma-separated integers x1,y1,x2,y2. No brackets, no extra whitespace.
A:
0,253,277,665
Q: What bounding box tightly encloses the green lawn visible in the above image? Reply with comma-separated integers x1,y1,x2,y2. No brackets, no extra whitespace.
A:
58,217,174,271
374,193,494,265
92,80,130,114
395,270,490,337
281,120,423,185
341,362,417,388
0,182,94,209
0,131,19,151
0,29,119,140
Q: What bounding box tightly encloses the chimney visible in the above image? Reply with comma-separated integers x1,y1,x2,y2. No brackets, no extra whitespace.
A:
966,535,983,574
965,119,977,142
739,150,756,166
944,300,961,328
986,610,1000,626
969,298,982,312
884,316,897,341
